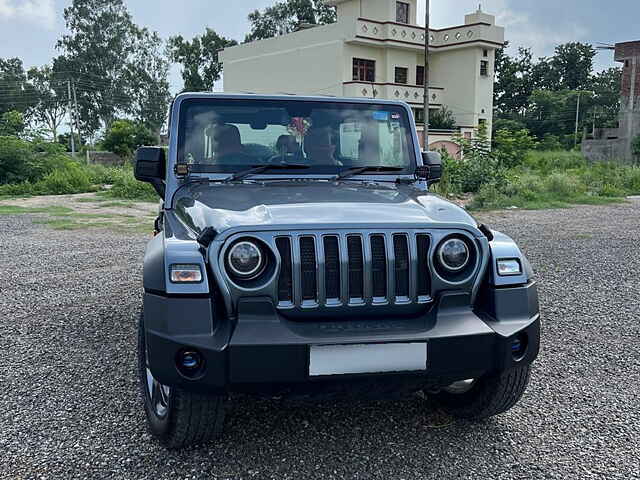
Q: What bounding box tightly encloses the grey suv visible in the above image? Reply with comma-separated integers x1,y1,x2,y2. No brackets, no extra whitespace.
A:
134,93,540,449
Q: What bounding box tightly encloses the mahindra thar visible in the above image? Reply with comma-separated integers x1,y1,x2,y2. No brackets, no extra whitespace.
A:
134,93,540,449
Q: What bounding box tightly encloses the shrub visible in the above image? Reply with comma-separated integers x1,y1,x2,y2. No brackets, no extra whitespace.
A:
536,134,564,151
430,106,457,130
632,135,640,158
0,136,34,184
37,162,93,195
104,167,158,202
545,172,586,197
493,129,537,168
523,150,587,171
85,164,124,185
102,119,156,159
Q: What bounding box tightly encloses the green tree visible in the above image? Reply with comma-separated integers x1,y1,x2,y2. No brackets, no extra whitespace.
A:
550,42,597,91
589,67,622,128
102,119,156,159
123,28,171,135
245,0,336,42
168,29,237,92
429,106,456,130
27,65,68,140
0,58,36,115
0,110,25,137
494,44,535,116
56,0,139,135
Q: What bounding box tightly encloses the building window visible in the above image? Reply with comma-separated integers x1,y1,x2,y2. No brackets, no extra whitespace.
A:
625,60,630,68
395,67,408,84
480,60,489,76
483,49,489,57
416,65,424,86
353,58,375,82
396,2,409,24
413,108,424,124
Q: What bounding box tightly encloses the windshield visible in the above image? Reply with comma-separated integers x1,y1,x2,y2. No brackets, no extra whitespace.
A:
176,98,416,175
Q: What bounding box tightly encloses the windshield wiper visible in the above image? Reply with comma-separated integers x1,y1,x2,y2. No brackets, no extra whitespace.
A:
333,166,405,181
224,163,310,183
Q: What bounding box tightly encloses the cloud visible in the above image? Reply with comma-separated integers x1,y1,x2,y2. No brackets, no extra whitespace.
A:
495,5,588,57
0,0,56,29
417,0,588,58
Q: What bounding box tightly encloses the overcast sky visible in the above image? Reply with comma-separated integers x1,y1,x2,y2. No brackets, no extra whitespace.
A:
1,0,638,92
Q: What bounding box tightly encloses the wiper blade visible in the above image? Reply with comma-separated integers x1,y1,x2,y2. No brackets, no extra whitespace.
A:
333,165,404,181
224,163,310,183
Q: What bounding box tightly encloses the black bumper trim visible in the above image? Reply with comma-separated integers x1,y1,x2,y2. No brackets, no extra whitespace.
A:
144,284,541,395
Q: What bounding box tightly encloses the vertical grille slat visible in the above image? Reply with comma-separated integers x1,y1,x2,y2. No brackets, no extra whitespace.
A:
417,234,431,297
323,236,340,300
371,235,387,299
347,236,364,300
300,237,317,301
276,237,293,303
393,234,410,298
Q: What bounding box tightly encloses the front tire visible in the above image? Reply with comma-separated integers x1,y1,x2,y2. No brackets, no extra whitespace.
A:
137,310,225,449
431,365,531,420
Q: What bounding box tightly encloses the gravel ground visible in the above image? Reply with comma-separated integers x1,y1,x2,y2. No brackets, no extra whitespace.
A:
1,200,639,480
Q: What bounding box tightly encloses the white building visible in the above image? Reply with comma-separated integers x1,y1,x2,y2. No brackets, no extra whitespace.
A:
220,0,504,154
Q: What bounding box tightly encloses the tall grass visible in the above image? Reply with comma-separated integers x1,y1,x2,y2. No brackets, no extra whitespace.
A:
468,151,640,210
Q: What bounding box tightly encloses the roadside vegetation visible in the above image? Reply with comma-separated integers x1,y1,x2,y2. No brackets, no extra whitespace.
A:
436,128,640,210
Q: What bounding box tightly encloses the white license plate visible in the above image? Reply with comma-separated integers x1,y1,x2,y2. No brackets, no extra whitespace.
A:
309,343,427,377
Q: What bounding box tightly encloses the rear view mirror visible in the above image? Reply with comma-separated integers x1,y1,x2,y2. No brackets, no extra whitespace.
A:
416,151,443,184
134,146,166,198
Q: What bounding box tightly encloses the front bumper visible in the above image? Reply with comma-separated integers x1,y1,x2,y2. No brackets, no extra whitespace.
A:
144,282,540,395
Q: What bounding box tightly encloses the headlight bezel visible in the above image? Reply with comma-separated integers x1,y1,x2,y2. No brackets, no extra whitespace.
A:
432,234,479,285
226,240,265,280
437,237,470,272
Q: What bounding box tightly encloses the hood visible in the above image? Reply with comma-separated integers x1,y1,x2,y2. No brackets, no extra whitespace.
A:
172,181,477,234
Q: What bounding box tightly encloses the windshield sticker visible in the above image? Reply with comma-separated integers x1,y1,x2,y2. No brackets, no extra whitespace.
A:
373,111,389,121
391,113,400,119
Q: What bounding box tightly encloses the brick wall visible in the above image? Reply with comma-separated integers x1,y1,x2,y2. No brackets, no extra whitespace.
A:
616,41,640,109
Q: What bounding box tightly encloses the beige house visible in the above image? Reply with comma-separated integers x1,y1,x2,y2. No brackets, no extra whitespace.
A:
220,0,504,154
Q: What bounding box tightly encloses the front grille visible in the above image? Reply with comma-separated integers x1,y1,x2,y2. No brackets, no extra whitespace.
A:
276,231,433,308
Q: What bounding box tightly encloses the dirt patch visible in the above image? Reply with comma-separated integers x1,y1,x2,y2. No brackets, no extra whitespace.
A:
0,192,158,233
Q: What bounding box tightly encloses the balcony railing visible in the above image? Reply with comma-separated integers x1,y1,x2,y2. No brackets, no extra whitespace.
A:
353,18,504,50
342,82,443,106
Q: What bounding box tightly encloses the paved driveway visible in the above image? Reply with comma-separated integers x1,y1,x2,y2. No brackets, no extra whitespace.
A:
1,199,639,479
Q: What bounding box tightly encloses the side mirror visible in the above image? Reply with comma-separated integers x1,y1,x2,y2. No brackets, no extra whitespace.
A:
416,151,443,183
134,146,166,198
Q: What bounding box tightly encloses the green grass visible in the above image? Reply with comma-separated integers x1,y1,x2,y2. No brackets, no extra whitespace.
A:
33,215,152,233
463,151,640,211
0,205,74,215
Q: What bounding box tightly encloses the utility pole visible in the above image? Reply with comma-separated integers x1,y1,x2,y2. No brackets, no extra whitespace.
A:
574,91,581,148
422,0,430,151
72,81,81,149
67,79,76,157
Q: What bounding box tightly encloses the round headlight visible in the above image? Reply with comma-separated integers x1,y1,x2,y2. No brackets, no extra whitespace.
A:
438,238,469,271
227,241,264,279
